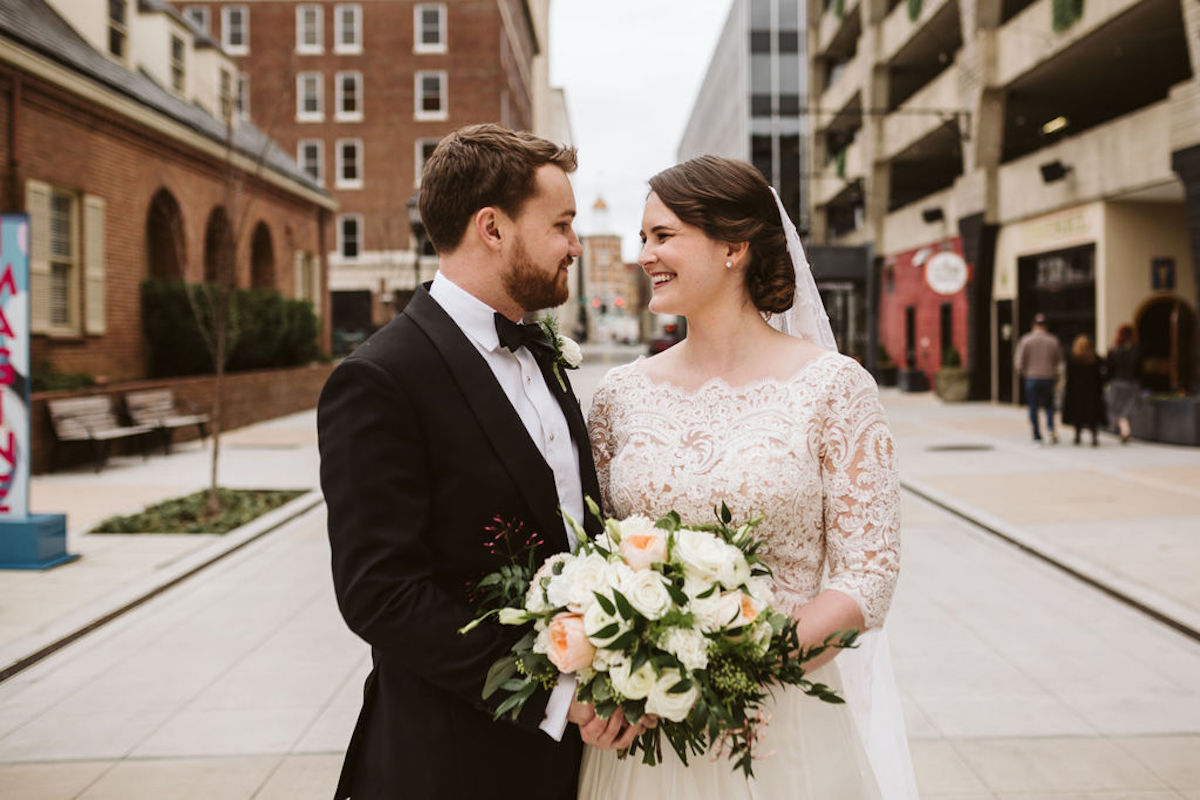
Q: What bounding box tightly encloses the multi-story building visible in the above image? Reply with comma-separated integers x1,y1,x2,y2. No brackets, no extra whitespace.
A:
579,199,646,343
0,0,332,382
679,0,808,229
172,0,564,344
807,0,1200,400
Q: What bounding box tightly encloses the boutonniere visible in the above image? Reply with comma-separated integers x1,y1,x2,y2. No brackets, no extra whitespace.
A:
538,316,582,392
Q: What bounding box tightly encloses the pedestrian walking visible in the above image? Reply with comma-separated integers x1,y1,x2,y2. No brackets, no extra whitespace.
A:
1106,323,1142,444
1015,312,1063,443
1062,334,1105,446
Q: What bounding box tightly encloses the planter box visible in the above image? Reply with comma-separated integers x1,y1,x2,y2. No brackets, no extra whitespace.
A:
898,369,929,393
1152,396,1200,446
935,368,970,402
872,365,898,387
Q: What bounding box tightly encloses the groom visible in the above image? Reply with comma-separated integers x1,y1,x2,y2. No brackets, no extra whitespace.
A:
318,124,639,800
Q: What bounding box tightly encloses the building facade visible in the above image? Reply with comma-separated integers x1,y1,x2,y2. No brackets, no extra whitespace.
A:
807,0,1200,398
0,0,332,383
171,0,561,345
579,203,646,344
679,0,808,230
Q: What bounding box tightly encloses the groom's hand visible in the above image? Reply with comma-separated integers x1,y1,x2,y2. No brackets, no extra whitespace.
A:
568,701,647,751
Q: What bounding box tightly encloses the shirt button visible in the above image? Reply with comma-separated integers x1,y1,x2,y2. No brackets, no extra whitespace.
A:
549,432,556,442
525,374,532,384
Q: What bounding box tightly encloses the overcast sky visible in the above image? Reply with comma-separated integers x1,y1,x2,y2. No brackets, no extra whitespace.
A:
549,0,734,262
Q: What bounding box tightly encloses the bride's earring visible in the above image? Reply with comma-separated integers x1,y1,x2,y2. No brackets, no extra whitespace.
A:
724,260,733,269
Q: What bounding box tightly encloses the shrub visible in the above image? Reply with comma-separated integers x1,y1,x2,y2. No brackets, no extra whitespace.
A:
941,347,962,368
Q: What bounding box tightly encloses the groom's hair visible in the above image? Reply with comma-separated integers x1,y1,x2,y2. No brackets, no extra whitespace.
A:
418,124,578,254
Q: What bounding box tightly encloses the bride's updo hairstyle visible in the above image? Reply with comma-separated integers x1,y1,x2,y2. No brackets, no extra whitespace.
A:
648,155,795,314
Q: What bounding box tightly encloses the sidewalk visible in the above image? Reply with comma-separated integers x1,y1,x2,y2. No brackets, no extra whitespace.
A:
0,412,324,680
880,390,1200,638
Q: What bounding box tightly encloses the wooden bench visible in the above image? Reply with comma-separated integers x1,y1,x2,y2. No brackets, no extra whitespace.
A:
124,389,210,453
46,396,157,472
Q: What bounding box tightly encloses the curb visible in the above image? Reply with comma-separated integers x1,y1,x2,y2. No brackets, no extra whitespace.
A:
901,478,1200,643
0,490,326,684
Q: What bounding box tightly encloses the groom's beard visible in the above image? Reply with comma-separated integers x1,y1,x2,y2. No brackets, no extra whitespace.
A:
502,237,571,312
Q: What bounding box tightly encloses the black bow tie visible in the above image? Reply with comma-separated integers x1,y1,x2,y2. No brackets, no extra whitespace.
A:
494,313,557,364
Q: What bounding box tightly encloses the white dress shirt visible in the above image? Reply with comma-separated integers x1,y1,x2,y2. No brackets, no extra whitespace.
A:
428,273,580,739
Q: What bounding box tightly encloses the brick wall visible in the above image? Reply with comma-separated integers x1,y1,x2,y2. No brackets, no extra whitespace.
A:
0,68,331,384
32,362,335,473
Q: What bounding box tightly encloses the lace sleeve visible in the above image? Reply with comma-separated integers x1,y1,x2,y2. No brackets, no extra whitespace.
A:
820,361,901,629
587,374,617,512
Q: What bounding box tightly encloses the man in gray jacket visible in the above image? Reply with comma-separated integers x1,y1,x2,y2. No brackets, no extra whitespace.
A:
1015,313,1063,443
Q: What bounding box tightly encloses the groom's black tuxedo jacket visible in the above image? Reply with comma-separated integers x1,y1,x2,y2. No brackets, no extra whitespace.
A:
318,286,601,800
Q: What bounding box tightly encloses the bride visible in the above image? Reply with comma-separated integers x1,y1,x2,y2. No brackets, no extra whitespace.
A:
578,156,918,799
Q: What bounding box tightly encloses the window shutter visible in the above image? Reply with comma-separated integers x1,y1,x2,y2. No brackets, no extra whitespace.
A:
83,195,106,334
25,180,52,333
310,253,321,319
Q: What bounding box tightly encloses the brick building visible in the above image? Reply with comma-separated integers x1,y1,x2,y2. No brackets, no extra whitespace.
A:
171,0,553,343
0,0,334,384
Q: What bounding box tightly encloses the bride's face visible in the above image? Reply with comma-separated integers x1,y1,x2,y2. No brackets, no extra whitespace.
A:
638,192,739,317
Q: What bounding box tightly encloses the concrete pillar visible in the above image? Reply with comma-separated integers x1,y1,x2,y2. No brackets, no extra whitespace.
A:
958,212,999,399
1170,143,1200,392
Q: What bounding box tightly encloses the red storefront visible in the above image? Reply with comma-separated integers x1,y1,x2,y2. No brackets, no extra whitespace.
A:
878,236,973,387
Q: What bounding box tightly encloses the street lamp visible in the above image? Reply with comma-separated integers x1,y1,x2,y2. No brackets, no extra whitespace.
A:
406,189,425,293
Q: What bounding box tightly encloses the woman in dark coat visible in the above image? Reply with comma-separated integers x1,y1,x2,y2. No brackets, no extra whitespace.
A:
1062,334,1105,446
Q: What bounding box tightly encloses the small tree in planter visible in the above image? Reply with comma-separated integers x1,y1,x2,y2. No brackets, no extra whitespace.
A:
935,347,971,402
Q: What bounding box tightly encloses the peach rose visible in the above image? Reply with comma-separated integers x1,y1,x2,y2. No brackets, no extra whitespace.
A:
546,612,596,674
619,531,668,571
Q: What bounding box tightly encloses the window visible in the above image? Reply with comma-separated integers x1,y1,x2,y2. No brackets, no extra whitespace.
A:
338,214,362,259
170,34,186,93
336,138,363,188
296,4,322,53
297,72,323,121
335,71,363,121
108,0,127,58
236,73,250,118
414,4,446,53
334,4,362,54
48,191,75,327
414,71,446,120
26,182,106,335
414,138,439,185
222,6,248,54
298,139,324,184
183,6,209,32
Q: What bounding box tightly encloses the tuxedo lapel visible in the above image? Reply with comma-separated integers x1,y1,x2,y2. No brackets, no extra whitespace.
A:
535,358,603,539
404,287,569,551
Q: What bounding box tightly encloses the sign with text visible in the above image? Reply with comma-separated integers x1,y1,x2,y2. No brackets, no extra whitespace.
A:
924,251,969,296
0,215,30,519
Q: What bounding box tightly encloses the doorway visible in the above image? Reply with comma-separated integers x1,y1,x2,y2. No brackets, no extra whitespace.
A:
996,299,1014,402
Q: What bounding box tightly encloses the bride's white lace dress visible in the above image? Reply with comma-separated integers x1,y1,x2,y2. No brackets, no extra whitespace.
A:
578,351,914,800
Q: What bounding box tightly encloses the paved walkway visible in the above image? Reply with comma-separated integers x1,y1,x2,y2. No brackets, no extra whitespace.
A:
0,351,1197,798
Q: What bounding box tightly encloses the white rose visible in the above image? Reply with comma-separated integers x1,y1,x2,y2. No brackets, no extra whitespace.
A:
621,569,673,620
560,553,611,614
532,624,550,654
659,626,710,671
525,553,570,613
673,530,732,585
749,619,774,656
609,659,657,701
716,546,752,589
591,648,624,672
559,336,583,368
713,592,745,631
688,591,725,633
583,595,628,647
745,575,775,606
644,668,700,722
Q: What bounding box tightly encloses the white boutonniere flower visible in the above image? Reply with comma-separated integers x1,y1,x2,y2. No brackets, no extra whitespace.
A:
538,316,583,392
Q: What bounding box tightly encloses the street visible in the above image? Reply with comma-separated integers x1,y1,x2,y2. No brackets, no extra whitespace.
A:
0,347,1198,798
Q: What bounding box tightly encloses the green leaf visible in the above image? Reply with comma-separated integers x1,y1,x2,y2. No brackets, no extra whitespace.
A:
631,647,649,673
482,656,518,699
612,590,636,621
665,582,688,606
590,623,620,641
667,677,693,694
594,591,616,616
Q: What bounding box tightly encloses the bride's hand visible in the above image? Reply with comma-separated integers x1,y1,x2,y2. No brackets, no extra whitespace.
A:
569,701,646,750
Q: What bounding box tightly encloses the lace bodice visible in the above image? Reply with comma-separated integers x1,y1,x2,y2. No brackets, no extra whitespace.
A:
587,352,900,628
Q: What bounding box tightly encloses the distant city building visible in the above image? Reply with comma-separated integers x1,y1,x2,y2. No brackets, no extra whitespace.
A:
0,0,333,382
170,0,568,345
580,198,645,343
806,0,1200,400
679,0,807,230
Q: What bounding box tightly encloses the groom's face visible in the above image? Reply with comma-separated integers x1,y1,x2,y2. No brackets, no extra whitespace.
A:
500,165,581,312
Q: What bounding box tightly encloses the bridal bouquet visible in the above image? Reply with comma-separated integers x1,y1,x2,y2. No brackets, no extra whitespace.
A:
461,501,856,777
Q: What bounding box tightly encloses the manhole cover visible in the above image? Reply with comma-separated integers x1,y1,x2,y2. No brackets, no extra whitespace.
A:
925,443,994,452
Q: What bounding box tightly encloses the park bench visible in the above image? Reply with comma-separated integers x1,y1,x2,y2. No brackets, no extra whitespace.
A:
46,396,157,472
124,388,210,454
